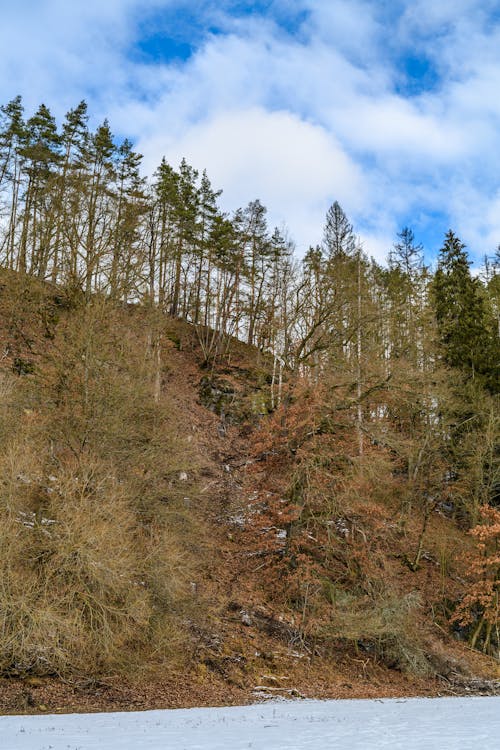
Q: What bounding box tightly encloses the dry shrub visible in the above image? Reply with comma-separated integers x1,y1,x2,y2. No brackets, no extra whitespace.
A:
0,449,191,675
322,590,432,676
0,302,201,677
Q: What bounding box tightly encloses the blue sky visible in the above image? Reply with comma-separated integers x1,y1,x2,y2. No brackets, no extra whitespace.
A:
2,0,500,265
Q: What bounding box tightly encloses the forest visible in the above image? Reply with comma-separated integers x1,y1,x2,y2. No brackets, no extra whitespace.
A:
0,97,499,704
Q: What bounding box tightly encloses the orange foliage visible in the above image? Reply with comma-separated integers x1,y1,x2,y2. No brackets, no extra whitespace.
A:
241,376,398,635
452,505,500,630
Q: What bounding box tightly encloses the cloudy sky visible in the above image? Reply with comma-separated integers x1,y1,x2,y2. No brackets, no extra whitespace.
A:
2,0,500,264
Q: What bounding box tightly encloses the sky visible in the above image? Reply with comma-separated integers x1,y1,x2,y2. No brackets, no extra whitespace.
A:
2,0,500,265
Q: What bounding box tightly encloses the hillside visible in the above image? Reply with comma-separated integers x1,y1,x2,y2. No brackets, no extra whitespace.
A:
0,269,498,714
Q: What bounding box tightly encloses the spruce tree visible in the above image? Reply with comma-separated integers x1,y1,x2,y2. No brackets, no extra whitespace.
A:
322,200,355,258
389,227,423,276
432,230,498,392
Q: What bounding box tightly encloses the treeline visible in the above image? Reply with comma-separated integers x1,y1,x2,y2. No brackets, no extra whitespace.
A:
0,97,297,363
0,97,498,382
0,97,500,657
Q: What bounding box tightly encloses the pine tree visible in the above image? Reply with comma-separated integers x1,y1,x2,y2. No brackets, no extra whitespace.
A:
149,158,180,307
0,96,26,269
240,199,272,346
79,120,116,299
170,158,198,317
109,138,146,301
0,96,25,192
194,170,221,326
52,101,88,284
18,103,61,277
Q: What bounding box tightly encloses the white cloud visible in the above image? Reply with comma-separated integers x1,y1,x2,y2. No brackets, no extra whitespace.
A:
137,106,365,252
302,0,383,62
330,96,467,162
1,0,500,262
0,0,166,116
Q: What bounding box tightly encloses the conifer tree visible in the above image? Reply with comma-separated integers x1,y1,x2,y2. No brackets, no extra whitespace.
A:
170,158,198,317
389,226,423,275
432,230,498,391
322,200,355,258
240,199,272,346
384,228,427,365
79,120,116,299
0,96,26,269
486,247,500,340
109,138,146,301
18,103,61,277
52,100,88,284
194,170,221,326
149,158,180,307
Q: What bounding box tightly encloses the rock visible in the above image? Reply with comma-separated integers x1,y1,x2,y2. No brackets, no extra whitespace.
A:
240,610,253,627
199,376,272,425
199,377,235,416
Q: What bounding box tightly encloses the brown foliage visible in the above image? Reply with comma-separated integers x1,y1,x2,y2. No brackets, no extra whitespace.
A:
240,374,431,673
452,505,500,654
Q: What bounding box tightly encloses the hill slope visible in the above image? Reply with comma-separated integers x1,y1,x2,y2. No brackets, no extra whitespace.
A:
0,271,498,713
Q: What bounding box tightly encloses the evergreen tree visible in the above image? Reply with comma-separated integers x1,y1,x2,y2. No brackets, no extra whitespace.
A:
194,170,221,326
79,120,116,298
18,103,62,277
389,226,423,275
384,227,426,364
209,212,243,344
170,158,198,317
322,200,355,258
486,247,500,340
432,230,498,392
149,158,180,306
0,95,25,192
109,138,146,301
52,101,88,283
0,96,26,269
239,199,272,346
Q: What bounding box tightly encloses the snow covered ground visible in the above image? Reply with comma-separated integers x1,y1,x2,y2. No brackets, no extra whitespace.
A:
1,696,499,750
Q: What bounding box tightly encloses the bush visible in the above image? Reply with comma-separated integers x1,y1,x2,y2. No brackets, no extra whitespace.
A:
321,590,432,676
0,303,200,676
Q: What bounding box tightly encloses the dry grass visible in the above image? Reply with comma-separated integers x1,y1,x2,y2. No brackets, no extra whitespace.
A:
320,590,432,676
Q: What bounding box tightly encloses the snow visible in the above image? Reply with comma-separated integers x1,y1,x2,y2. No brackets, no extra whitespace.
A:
1,696,499,750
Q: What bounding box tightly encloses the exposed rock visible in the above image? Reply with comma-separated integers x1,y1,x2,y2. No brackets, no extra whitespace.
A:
199,375,272,424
